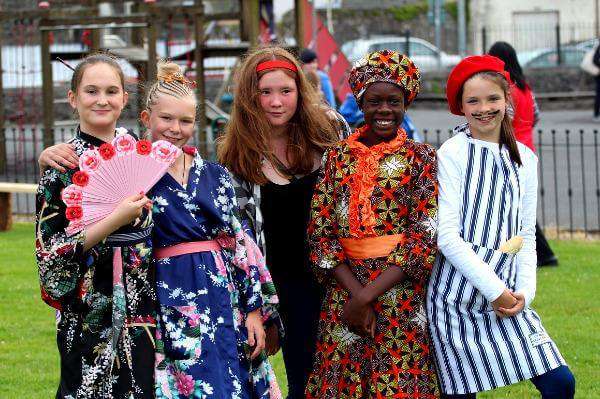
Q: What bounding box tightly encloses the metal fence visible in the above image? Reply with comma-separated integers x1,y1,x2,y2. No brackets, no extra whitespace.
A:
3,126,600,238
421,128,600,238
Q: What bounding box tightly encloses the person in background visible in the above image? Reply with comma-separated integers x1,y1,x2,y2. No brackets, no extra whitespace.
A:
299,48,337,107
305,69,352,139
594,42,600,122
488,41,558,267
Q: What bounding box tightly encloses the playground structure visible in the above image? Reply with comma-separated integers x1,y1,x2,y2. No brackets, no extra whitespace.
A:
0,0,315,162
0,0,323,217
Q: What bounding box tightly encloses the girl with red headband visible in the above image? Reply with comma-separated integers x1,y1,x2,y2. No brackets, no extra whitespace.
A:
217,46,340,398
427,55,575,398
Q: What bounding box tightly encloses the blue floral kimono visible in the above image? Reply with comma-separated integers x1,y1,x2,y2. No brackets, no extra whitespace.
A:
149,152,281,399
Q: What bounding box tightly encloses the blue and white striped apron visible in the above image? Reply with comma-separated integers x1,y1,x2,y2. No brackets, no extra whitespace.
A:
427,133,565,394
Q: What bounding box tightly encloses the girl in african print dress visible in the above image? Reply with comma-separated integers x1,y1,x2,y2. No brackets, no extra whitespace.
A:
305,50,440,398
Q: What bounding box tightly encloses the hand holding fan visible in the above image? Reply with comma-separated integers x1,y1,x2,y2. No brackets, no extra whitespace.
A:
62,134,181,235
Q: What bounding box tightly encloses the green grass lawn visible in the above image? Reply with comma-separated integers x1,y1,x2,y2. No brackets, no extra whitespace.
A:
1,223,598,398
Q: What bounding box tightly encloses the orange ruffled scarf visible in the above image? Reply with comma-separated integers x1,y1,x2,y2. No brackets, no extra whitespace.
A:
346,125,407,238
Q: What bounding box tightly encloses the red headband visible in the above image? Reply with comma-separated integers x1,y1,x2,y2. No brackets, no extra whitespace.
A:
256,59,298,74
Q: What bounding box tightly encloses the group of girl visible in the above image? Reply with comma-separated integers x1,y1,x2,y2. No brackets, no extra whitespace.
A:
36,44,574,399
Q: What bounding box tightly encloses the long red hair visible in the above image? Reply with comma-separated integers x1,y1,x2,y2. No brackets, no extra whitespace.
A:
217,46,339,185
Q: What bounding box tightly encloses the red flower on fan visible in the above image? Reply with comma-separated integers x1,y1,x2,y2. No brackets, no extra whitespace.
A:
65,205,83,221
72,171,89,187
183,145,197,156
98,143,116,160
137,140,152,155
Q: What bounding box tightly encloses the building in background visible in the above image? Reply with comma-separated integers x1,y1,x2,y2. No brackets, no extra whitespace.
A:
470,0,599,54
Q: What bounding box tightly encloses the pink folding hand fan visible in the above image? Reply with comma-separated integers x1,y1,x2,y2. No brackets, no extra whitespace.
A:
62,133,181,235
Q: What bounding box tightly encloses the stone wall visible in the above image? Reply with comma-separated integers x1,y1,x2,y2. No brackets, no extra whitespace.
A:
281,3,460,54
420,66,596,95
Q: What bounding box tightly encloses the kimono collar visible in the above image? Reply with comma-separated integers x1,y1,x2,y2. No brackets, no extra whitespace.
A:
76,126,135,147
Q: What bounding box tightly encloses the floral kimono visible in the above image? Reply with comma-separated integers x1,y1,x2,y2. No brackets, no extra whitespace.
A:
150,149,281,399
305,127,440,398
35,128,156,398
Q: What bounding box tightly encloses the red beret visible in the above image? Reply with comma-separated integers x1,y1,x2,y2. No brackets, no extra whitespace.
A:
446,55,511,115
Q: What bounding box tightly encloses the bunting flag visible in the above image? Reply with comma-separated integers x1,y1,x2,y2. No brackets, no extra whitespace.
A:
302,0,352,103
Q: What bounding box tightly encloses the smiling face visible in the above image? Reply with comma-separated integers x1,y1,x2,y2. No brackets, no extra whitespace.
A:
141,93,196,148
460,74,507,142
258,69,299,130
361,82,405,145
68,62,128,134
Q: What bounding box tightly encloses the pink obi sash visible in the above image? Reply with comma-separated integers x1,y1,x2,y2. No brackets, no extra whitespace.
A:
154,237,236,260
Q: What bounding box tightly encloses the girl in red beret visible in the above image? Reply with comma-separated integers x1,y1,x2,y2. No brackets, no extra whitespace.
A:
426,55,575,398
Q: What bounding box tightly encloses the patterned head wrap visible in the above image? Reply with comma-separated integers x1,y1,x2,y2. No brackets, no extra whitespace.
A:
348,49,421,108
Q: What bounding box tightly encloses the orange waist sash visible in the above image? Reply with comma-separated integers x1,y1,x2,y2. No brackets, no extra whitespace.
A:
339,234,404,260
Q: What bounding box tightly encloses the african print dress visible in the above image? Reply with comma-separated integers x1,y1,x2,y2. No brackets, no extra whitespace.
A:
35,129,156,399
305,126,440,398
150,151,281,399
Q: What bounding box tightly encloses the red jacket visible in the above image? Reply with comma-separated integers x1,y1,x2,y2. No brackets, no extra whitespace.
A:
510,84,536,152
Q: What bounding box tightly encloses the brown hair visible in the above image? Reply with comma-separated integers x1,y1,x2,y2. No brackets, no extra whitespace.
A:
305,69,321,91
457,71,522,166
70,52,125,93
144,60,196,111
217,46,339,184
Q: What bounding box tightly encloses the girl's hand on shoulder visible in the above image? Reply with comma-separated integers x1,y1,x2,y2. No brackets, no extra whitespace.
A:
39,143,78,173
245,309,266,359
108,192,152,227
497,291,526,317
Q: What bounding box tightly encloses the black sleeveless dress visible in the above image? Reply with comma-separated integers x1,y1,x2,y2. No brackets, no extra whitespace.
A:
260,170,324,399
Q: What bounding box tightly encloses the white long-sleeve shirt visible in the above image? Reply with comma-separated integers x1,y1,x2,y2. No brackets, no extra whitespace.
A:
436,130,538,305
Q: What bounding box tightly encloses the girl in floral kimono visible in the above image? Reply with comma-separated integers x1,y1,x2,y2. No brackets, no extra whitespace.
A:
35,53,156,398
40,61,282,399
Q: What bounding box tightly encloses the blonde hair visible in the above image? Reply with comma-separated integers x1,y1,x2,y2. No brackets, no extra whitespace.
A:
144,60,196,111
217,46,338,185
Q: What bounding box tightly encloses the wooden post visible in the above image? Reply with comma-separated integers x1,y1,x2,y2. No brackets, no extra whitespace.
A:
90,0,101,50
146,4,158,84
294,0,306,49
0,193,12,231
41,24,54,148
0,13,6,174
131,1,144,47
194,0,207,156
240,0,260,48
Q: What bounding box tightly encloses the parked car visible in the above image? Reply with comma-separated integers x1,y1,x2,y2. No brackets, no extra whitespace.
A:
341,36,461,71
522,47,587,68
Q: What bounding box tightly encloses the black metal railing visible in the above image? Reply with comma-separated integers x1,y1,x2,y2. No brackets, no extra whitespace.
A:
2,126,600,238
422,128,600,238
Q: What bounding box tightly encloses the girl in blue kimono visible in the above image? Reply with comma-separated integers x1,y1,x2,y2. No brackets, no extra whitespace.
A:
39,61,282,399
146,63,281,399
